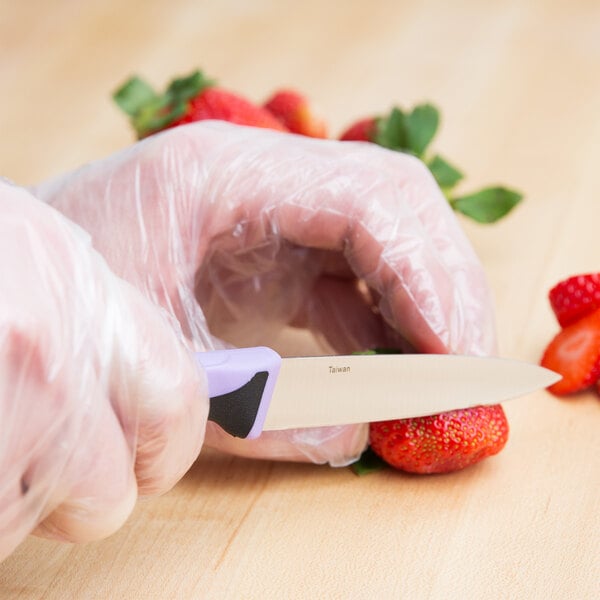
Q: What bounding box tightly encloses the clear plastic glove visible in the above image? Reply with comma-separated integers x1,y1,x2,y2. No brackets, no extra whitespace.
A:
34,121,497,467
0,180,206,560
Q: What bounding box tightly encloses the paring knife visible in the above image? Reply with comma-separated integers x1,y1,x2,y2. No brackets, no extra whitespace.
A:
196,347,561,439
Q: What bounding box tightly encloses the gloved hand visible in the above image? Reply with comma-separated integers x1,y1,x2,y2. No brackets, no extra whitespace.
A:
34,121,497,467
0,180,206,560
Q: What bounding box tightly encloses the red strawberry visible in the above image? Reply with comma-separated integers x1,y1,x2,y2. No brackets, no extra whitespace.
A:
171,87,288,131
264,89,327,138
540,307,600,394
114,70,287,139
548,273,600,327
339,117,378,142
369,405,509,474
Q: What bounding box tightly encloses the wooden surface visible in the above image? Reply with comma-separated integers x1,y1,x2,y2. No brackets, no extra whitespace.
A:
1,0,599,597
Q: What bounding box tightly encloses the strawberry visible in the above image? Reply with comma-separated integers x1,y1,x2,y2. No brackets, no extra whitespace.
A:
548,273,600,327
114,70,288,139
338,117,378,142
540,307,600,395
369,405,509,474
263,89,327,138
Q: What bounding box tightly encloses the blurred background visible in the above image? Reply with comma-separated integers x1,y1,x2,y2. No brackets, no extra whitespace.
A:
2,1,597,180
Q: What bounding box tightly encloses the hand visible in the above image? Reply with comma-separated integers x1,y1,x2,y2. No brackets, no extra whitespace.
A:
34,121,496,466
0,181,206,560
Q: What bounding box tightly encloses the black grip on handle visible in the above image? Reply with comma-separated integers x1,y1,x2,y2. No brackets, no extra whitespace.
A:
207,371,269,438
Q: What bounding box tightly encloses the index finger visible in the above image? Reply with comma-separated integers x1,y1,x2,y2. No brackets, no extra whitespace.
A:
267,141,496,355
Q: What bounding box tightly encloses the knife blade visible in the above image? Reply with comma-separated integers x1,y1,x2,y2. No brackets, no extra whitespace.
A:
195,347,561,439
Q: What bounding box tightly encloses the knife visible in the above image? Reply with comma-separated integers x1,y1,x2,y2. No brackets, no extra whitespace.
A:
196,347,560,439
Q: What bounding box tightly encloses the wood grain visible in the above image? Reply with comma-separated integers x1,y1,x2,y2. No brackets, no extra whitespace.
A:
1,0,599,597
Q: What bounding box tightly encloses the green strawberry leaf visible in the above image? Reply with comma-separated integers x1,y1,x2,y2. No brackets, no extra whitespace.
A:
359,101,523,224
450,186,523,223
405,103,440,157
131,97,187,138
165,70,215,104
427,154,464,189
351,447,388,475
374,107,407,151
113,77,157,117
353,348,404,355
114,70,216,138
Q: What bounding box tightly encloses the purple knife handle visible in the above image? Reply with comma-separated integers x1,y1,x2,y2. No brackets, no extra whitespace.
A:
195,347,282,439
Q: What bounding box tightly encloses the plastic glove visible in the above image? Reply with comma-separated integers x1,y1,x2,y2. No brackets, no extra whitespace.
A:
0,180,206,560
34,121,497,467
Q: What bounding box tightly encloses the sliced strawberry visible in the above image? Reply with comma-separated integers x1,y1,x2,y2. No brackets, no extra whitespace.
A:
540,307,600,394
549,273,600,327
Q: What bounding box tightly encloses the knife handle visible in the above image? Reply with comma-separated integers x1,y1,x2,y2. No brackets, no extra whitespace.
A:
195,347,282,439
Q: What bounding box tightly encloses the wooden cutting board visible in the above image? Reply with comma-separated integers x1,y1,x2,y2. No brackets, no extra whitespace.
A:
0,1,598,597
